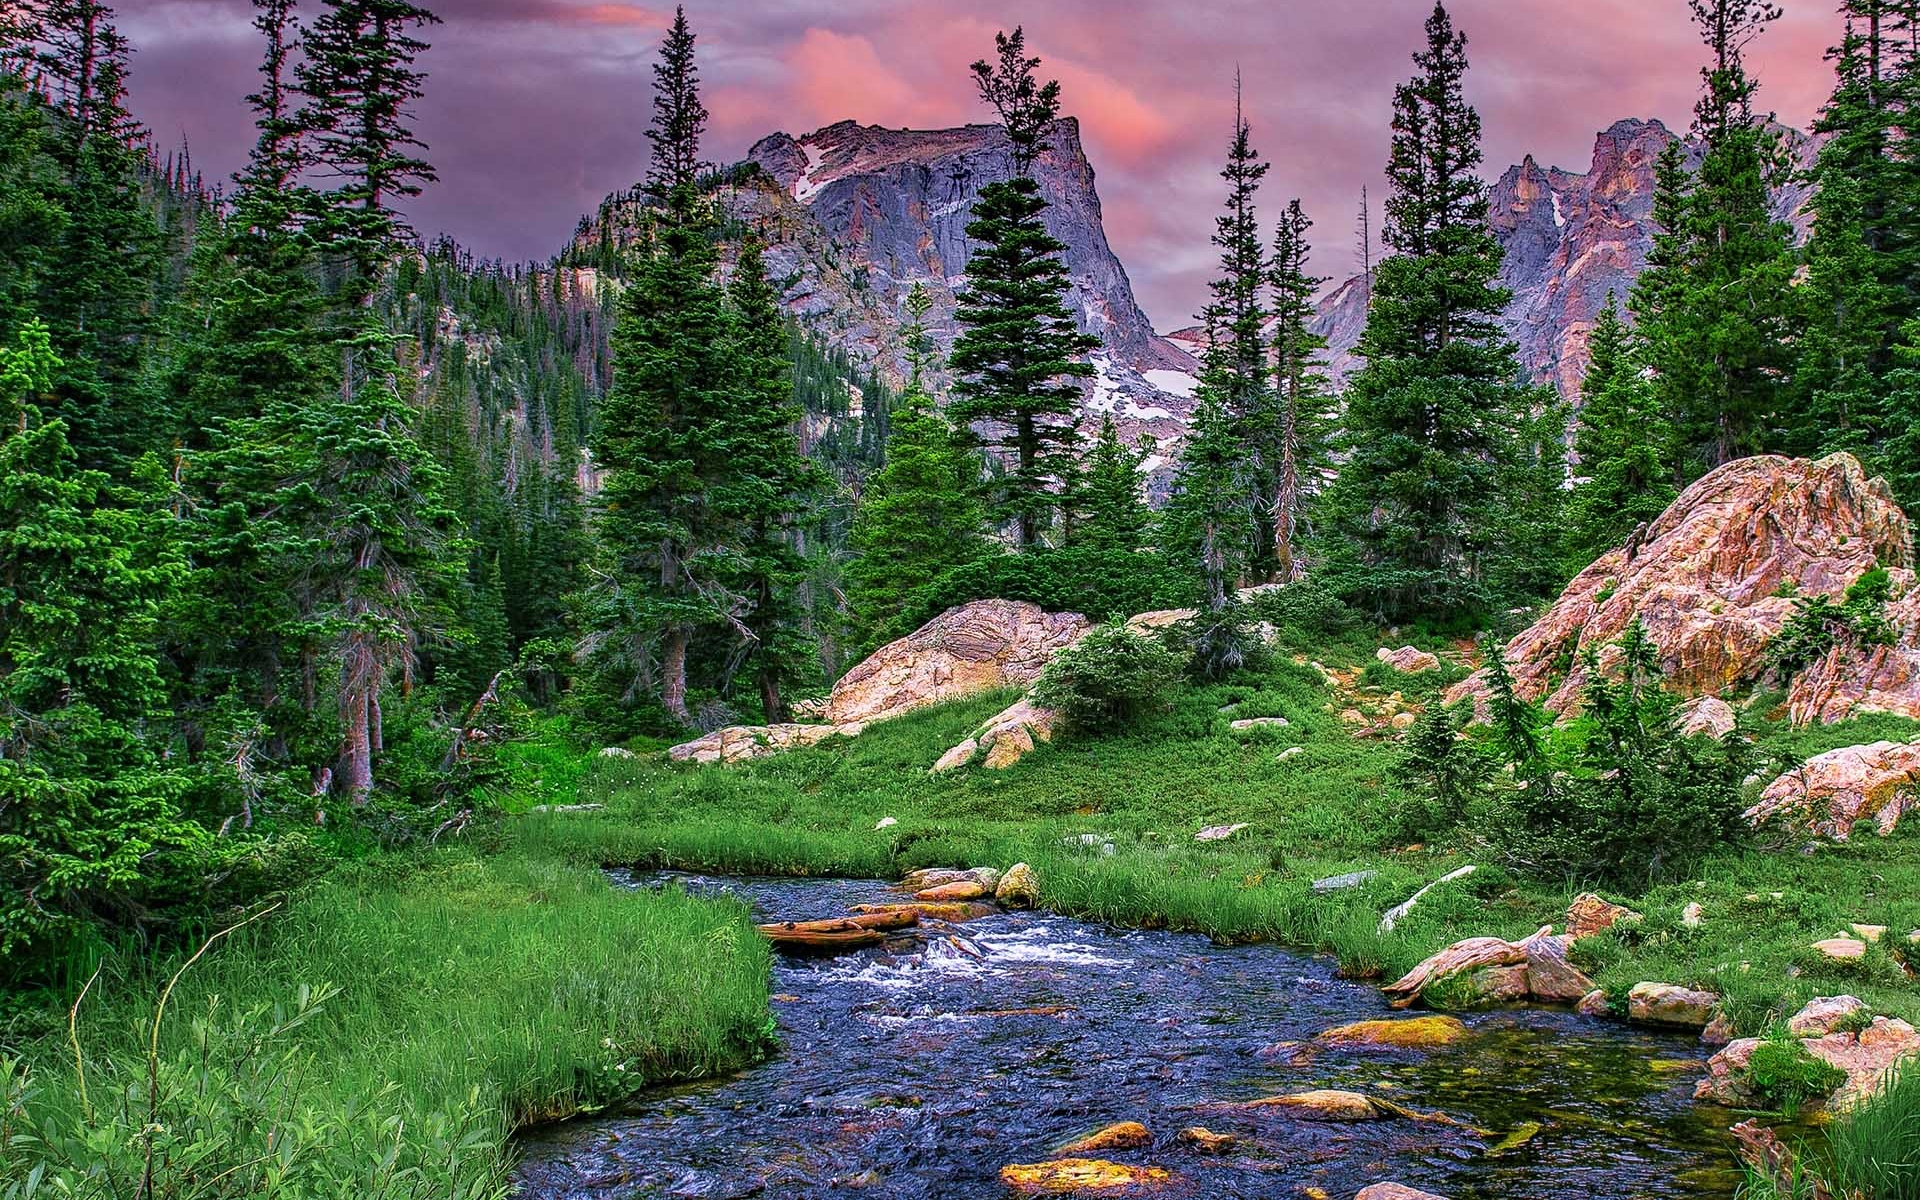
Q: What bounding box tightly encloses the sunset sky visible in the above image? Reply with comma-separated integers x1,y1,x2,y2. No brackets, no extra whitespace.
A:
125,0,1845,329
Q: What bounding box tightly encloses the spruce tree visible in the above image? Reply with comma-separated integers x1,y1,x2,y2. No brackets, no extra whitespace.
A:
1565,296,1676,568
1635,0,1797,476
846,391,989,634
1317,2,1551,623
948,28,1097,546
644,6,706,200
1163,389,1255,615
718,238,827,721
0,320,193,963
1076,415,1150,554
294,0,457,801
1267,198,1334,581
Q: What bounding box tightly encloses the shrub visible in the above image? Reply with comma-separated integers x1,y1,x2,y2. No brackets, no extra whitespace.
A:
1171,602,1272,682
1033,624,1187,734
1243,579,1363,639
880,548,1192,649
1746,1036,1847,1114
1765,565,1896,682
1391,704,1491,839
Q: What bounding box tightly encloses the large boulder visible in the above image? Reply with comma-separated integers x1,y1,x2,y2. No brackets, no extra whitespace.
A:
824,600,1091,725
1382,927,1594,1009
1627,982,1720,1028
1746,740,1920,838
1447,454,1914,720
1377,646,1443,674
1697,1011,1920,1109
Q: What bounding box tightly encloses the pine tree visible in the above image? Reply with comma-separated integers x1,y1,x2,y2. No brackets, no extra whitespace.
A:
1206,87,1270,432
1566,295,1676,568
0,320,193,963
1267,199,1334,581
1635,0,1797,476
1793,171,1898,457
1317,2,1552,623
717,238,827,722
1075,415,1150,554
948,28,1097,547
1163,389,1255,614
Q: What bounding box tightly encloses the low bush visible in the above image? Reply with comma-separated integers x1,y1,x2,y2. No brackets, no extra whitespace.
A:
1746,1035,1848,1114
1034,624,1188,734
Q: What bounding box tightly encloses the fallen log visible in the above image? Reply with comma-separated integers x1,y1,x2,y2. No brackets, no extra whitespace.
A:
756,923,888,954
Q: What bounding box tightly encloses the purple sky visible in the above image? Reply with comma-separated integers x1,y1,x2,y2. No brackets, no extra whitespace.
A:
123,0,1844,331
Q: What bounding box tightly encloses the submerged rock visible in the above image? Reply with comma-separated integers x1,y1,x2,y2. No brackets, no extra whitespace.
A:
1174,1127,1234,1154
1237,1089,1389,1122
1055,1121,1153,1155
1355,1185,1451,1200
998,1159,1173,1194
916,879,989,902
1316,1016,1470,1050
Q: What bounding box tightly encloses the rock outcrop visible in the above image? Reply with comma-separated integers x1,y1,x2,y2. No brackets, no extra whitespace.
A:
668,721,863,765
1698,1002,1920,1109
1747,740,1920,838
1788,589,1920,724
1447,454,1915,721
827,600,1091,724
1377,646,1442,674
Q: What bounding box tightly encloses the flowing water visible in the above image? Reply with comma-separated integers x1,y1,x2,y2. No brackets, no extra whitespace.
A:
513,873,1748,1199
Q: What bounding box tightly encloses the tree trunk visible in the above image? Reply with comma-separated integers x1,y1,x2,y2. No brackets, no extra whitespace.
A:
661,626,692,725
339,689,374,806
759,668,787,725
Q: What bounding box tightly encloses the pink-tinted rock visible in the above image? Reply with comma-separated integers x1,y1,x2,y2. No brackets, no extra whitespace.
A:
1747,740,1920,838
1677,696,1738,740
1521,931,1598,1003
1566,893,1642,938
1628,982,1720,1028
1377,646,1443,674
1355,1186,1451,1200
825,600,1090,725
1790,996,1868,1038
1447,454,1913,720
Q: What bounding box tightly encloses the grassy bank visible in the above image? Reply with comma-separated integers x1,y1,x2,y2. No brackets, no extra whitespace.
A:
3,850,772,1197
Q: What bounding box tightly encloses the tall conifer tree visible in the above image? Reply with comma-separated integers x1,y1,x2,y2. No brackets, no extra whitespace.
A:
1566,296,1675,567
1267,199,1333,582
949,28,1097,546
1317,2,1550,622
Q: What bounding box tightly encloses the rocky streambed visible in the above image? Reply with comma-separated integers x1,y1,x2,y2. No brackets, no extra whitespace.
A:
512,874,1750,1199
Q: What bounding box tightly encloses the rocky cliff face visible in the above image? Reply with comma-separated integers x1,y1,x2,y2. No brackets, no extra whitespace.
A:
1310,118,1819,399
745,119,1198,449
570,119,1198,456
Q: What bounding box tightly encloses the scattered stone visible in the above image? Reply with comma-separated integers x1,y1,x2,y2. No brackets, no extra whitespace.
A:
1340,708,1368,725
1390,711,1418,730
1377,646,1443,674
931,738,978,772
1789,996,1868,1038
984,724,1037,770
1851,923,1889,942
900,867,974,891
1378,864,1477,934
527,802,605,813
1577,989,1610,1018
1355,1184,1450,1200
1276,746,1306,762
1676,696,1739,740
1747,740,1920,838
1229,716,1291,732
1682,902,1705,928
998,1159,1172,1195
968,867,1003,893
1310,870,1378,893
596,746,637,760
1383,932,1531,1008
1055,1122,1153,1155
1174,1127,1234,1154
1315,1016,1470,1051
1195,823,1250,842
1814,937,1869,962
1566,893,1643,938
995,863,1040,909
1701,1011,1737,1046
874,816,898,830
1628,983,1721,1029
916,880,989,902
668,721,862,765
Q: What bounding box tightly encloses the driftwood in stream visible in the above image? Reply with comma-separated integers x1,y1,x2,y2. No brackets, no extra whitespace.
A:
756,911,920,954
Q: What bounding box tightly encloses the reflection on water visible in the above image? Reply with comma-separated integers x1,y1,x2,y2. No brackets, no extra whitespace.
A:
512,873,1743,1199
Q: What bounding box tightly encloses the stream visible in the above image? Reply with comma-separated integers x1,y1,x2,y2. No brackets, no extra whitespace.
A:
512,873,1748,1199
